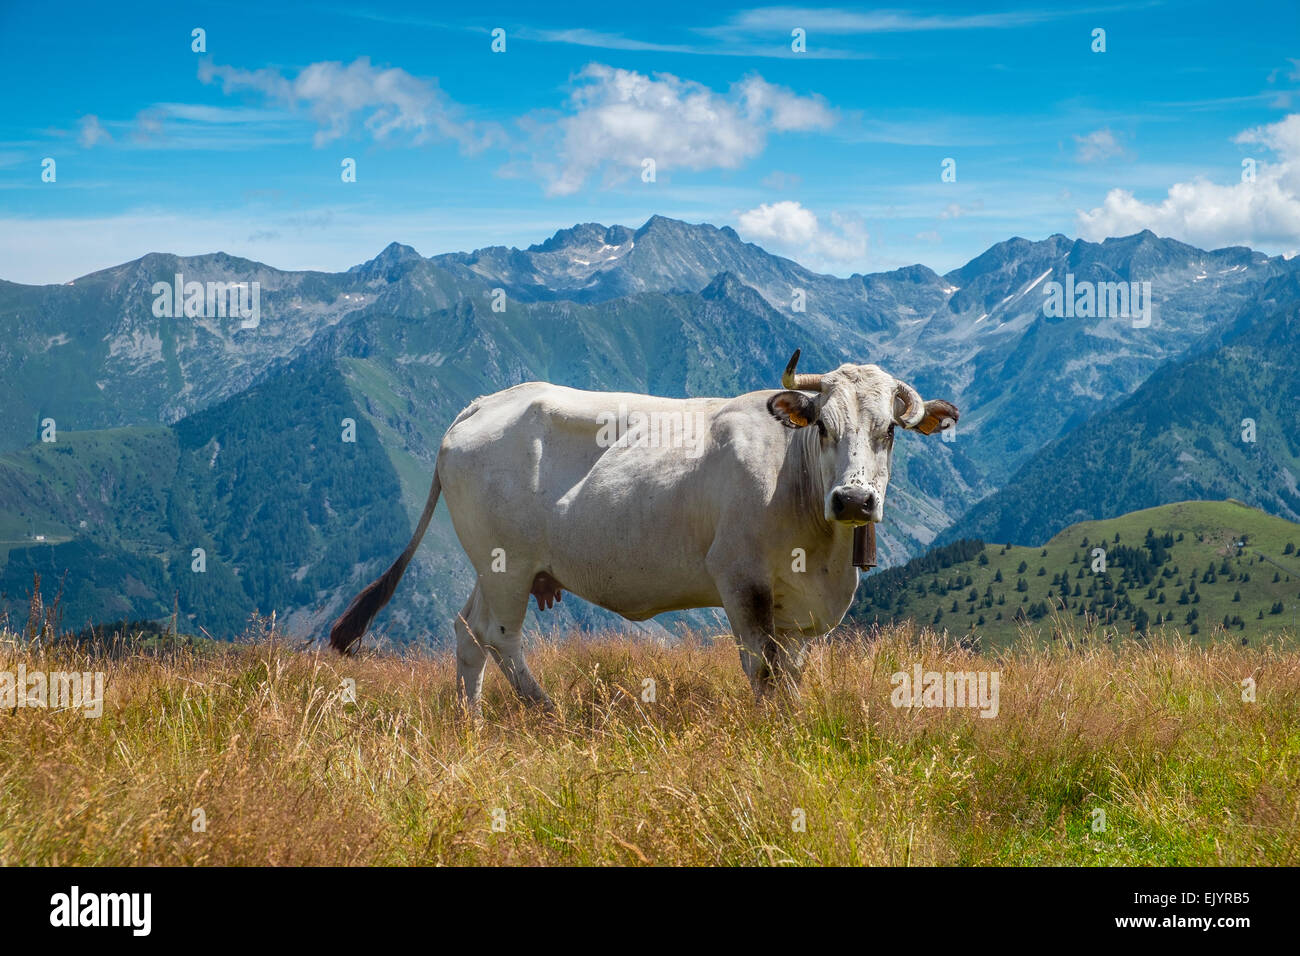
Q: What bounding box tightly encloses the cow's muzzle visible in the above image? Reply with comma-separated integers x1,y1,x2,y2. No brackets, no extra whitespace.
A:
830,486,877,524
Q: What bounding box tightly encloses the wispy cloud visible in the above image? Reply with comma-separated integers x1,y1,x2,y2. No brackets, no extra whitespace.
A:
703,4,1138,36
150,102,287,125
1074,127,1126,163
77,115,111,148
939,200,985,219
323,11,867,58
506,4,1109,58
514,24,867,59
127,102,293,146
519,26,704,55
58,101,303,152
198,56,504,151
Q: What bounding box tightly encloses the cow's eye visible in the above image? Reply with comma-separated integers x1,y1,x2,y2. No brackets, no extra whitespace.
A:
887,423,896,439
816,420,829,440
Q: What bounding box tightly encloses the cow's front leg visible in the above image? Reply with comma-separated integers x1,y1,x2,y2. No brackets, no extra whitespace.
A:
716,578,786,701
768,631,814,700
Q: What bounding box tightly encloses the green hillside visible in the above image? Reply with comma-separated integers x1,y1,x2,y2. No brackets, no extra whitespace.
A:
0,360,409,637
851,500,1300,646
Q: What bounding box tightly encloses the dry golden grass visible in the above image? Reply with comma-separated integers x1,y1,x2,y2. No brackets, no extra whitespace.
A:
1,623,1297,866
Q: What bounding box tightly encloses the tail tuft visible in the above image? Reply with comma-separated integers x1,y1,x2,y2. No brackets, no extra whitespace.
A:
327,466,442,654
327,567,401,654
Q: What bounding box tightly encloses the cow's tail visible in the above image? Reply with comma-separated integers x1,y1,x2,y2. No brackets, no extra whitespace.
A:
328,468,442,654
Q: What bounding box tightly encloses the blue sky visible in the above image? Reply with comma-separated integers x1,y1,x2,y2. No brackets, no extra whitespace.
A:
2,0,1298,283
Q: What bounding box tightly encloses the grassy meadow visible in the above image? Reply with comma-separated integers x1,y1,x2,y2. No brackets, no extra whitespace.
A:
1,618,1298,866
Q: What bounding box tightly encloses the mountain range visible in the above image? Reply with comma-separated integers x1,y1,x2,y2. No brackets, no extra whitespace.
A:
1,216,1297,644
939,270,1300,547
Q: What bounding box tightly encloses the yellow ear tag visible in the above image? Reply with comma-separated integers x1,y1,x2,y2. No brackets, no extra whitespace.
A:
789,411,808,427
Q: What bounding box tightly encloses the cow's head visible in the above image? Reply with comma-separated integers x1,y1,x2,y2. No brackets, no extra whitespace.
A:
766,349,958,525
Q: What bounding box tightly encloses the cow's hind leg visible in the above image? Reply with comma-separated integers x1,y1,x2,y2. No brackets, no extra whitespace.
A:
454,584,490,713
477,572,554,711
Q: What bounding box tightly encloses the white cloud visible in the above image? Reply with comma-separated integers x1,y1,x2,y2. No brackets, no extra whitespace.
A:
531,64,835,196
1077,113,1300,249
1239,112,1300,159
198,57,501,151
77,115,111,148
733,74,836,131
736,200,867,265
1074,127,1124,163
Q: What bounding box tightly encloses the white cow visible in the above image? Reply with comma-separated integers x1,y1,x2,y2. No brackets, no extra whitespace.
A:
329,351,957,707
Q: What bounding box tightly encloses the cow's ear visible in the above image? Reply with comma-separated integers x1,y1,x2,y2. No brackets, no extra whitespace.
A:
767,390,819,429
911,399,959,436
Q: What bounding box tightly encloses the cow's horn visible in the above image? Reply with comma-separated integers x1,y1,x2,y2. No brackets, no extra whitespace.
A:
781,349,824,391
893,381,927,428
